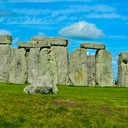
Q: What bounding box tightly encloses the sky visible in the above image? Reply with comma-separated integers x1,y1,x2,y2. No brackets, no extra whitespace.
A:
0,0,128,80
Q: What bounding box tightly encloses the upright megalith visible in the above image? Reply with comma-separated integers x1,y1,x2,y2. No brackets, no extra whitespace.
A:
0,35,12,83
95,50,114,86
38,48,57,79
117,52,128,87
87,55,96,86
9,48,27,84
27,48,40,83
69,48,87,86
51,38,69,85
19,37,68,85
0,35,12,45
0,45,10,82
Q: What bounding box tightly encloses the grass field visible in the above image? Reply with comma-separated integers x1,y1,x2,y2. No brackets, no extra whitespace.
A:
0,83,128,128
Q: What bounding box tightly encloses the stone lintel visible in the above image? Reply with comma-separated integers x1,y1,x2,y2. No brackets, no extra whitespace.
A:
80,43,106,50
0,35,12,45
31,37,68,46
18,41,51,48
51,38,68,46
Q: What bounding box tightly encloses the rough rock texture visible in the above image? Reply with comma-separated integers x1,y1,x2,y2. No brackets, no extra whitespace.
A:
87,55,96,86
51,38,68,46
0,45,10,82
51,46,69,85
18,41,51,48
69,48,87,86
38,48,57,79
9,48,27,84
24,73,58,94
95,50,114,86
117,52,128,87
0,35,12,45
31,37,68,46
27,48,40,83
81,43,105,50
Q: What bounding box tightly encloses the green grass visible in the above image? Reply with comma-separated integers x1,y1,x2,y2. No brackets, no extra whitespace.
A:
0,83,128,128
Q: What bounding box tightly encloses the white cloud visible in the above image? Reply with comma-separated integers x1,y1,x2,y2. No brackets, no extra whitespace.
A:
85,12,121,19
59,21,105,40
7,16,44,24
0,29,11,36
69,4,116,13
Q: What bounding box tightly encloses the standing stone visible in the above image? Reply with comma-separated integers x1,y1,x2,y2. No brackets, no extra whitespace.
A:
69,48,87,86
117,52,128,87
9,48,27,84
95,50,114,86
38,48,58,84
87,55,96,86
51,46,69,85
0,45,10,82
27,48,40,83
38,48,52,76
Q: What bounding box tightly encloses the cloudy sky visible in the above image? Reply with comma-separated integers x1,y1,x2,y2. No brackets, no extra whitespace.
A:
0,0,128,79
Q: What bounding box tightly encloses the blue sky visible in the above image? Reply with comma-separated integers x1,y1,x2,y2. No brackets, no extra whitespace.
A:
0,0,128,79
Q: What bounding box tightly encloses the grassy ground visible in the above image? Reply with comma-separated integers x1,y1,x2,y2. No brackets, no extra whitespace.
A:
0,83,128,128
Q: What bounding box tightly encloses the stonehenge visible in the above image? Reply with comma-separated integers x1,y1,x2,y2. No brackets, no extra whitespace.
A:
0,35,127,87
117,53,128,87
69,48,87,86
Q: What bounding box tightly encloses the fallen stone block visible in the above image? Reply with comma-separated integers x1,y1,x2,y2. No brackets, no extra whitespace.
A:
80,43,105,50
24,72,58,94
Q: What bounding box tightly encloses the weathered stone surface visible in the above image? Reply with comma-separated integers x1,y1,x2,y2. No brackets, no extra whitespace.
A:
69,48,87,86
0,45,10,82
38,48,52,76
0,35,12,45
9,48,27,84
31,37,68,46
87,55,96,86
24,73,58,94
80,43,105,50
51,38,68,46
51,46,69,85
95,50,114,86
117,52,128,87
30,37,47,41
27,48,40,83
18,41,51,48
